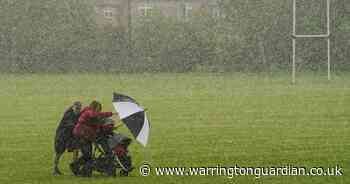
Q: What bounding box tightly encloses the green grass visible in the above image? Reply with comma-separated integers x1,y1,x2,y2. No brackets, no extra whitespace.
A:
0,73,349,184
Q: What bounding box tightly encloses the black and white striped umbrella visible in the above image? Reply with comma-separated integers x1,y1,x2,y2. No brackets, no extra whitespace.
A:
112,93,150,147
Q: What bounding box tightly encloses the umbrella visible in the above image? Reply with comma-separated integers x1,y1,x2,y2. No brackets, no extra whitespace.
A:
112,93,150,147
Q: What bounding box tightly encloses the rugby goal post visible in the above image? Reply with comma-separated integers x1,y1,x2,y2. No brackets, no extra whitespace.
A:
292,0,331,83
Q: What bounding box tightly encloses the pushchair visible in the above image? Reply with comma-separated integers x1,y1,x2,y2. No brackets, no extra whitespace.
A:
80,118,133,177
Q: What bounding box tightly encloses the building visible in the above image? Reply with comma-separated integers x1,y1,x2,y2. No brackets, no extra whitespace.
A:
94,0,222,29
94,0,129,28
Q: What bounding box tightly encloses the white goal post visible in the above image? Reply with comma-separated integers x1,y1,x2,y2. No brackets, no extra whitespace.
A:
292,0,331,83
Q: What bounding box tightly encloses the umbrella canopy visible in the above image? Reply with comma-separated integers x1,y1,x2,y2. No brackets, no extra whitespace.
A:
112,93,150,147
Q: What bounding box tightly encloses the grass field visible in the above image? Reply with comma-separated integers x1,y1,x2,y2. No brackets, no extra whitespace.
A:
0,73,349,184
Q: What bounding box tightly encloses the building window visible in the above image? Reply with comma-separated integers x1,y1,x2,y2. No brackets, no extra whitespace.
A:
138,3,153,16
210,5,221,18
103,8,113,19
179,2,192,20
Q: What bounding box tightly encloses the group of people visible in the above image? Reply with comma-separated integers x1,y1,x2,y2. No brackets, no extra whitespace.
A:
53,100,116,176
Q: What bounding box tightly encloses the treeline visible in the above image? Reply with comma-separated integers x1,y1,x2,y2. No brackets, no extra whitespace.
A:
0,0,348,73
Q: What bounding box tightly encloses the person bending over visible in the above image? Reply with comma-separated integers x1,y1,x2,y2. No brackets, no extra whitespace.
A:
70,100,114,176
53,101,82,175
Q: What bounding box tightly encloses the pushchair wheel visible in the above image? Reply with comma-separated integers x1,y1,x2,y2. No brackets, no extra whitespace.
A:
120,170,129,176
80,160,94,177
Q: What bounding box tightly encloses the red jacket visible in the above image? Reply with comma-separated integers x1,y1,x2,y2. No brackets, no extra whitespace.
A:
73,107,113,140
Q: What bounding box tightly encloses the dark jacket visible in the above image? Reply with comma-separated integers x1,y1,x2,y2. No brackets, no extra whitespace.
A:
54,106,81,153
56,107,80,130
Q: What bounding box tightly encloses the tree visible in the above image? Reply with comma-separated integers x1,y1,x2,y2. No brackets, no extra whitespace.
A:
0,0,98,72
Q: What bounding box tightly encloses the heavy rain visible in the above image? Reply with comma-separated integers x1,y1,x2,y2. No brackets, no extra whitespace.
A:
0,0,349,183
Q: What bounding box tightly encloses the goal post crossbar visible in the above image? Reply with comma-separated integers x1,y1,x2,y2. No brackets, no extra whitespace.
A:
294,34,329,38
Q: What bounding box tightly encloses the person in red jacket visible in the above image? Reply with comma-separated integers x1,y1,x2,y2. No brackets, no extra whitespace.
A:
73,101,113,141
70,100,114,176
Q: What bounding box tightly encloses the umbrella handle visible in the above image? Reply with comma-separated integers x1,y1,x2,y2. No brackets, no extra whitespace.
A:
113,123,124,130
